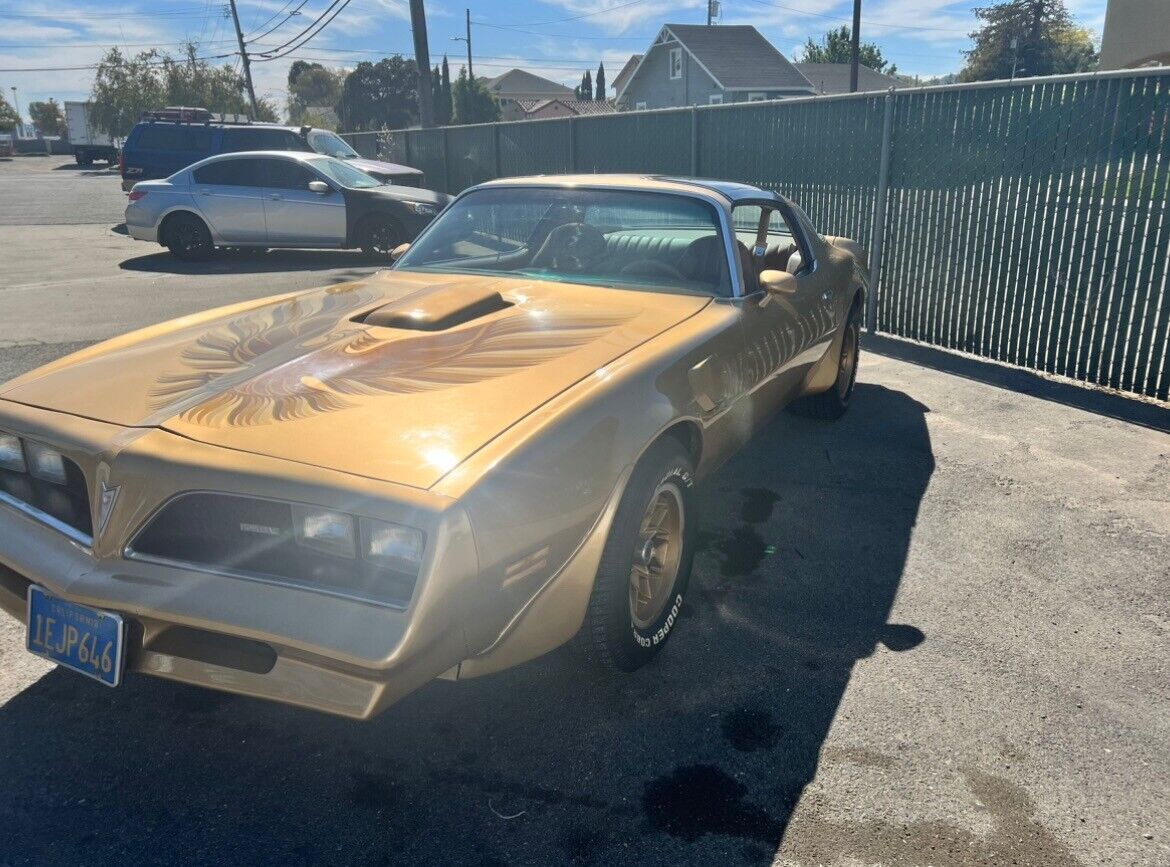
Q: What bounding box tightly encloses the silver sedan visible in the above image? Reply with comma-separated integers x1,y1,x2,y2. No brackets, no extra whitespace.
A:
125,151,450,260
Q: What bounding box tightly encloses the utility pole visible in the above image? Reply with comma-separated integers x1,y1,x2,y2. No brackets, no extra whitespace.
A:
9,86,20,136
849,0,861,93
453,8,473,80
227,0,259,117
410,0,435,128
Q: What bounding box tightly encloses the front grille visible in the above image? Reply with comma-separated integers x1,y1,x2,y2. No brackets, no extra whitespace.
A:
129,493,416,607
0,459,92,542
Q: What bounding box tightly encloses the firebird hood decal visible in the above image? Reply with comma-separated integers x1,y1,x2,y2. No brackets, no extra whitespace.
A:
150,304,635,427
0,272,709,488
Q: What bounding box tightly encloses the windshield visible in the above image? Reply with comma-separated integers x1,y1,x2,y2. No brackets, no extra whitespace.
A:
307,129,359,159
307,157,382,189
395,187,731,297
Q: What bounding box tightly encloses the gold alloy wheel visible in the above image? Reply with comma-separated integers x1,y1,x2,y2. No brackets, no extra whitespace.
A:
838,320,859,401
630,482,685,629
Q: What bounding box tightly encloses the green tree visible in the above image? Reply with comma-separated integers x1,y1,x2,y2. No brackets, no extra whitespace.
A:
798,25,896,74
442,55,453,123
89,48,165,137
0,92,18,132
28,99,66,137
89,45,273,136
338,56,419,130
451,66,500,125
595,62,606,100
959,0,1097,82
287,62,345,124
576,69,592,100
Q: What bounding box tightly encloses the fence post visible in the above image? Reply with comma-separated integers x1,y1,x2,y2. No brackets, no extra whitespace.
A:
866,87,896,334
493,124,502,180
404,131,412,168
568,116,577,172
441,126,451,194
690,107,699,176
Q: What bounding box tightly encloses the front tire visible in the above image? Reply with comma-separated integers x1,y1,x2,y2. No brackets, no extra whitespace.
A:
360,214,402,260
163,213,214,261
790,300,861,420
578,437,697,672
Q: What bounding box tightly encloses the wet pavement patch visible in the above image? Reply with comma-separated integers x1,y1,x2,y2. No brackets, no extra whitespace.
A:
739,487,781,523
717,524,770,577
642,765,780,843
721,707,782,752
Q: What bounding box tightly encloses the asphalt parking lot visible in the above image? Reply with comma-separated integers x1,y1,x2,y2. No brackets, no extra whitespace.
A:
0,156,1167,866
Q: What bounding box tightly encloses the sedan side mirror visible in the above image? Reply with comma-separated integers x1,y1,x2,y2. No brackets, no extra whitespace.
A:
758,269,798,298
390,243,411,261
308,180,330,195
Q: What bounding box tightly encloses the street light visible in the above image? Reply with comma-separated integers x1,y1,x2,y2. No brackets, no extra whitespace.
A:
9,86,20,136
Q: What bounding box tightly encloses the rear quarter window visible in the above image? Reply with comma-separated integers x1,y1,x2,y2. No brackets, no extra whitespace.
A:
133,125,212,151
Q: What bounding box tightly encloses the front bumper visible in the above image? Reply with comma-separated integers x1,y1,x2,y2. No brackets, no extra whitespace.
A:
0,404,478,719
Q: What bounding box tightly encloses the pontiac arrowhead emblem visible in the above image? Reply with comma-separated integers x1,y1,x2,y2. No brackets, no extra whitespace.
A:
98,481,121,537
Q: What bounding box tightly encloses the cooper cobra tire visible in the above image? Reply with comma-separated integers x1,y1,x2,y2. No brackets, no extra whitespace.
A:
163,212,215,261
577,437,697,672
359,214,403,260
789,300,861,421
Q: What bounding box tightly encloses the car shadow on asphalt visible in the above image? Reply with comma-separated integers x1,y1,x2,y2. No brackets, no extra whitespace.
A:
118,249,384,280
0,383,932,866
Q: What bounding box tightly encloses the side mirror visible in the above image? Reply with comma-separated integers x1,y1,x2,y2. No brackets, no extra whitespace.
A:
758,269,798,298
390,243,411,262
308,180,330,195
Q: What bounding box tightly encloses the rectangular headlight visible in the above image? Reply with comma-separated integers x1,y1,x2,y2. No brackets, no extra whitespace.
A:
361,519,424,571
25,442,67,484
0,433,25,473
292,505,356,559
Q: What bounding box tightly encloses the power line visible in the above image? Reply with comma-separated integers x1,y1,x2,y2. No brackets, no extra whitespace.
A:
472,21,650,40
252,0,356,60
244,0,312,43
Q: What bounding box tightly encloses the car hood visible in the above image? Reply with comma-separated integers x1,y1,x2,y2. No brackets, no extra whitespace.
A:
1,272,709,489
347,157,423,179
363,184,451,206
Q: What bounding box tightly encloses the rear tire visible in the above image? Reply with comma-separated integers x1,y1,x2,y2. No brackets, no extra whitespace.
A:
163,213,215,261
790,300,861,420
577,437,697,672
76,151,92,167
359,214,402,260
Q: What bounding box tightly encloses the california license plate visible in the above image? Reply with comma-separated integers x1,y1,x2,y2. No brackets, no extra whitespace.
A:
26,586,125,687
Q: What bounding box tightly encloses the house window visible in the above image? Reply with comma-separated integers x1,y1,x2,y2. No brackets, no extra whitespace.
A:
708,94,723,105
635,101,648,111
669,47,683,80
747,92,768,102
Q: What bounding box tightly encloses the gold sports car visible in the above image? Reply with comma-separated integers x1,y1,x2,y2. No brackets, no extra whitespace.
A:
0,175,867,719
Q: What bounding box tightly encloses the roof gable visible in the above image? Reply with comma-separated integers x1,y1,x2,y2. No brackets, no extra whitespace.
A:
665,24,813,91
793,63,901,95
483,68,574,96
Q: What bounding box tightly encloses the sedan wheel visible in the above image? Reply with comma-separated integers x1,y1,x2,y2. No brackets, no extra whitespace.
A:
361,215,401,260
630,483,684,630
164,213,214,261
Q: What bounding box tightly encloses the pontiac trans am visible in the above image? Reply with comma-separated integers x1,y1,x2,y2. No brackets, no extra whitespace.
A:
0,175,867,719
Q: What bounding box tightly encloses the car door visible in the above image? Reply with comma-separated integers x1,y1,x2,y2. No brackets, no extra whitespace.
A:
732,201,837,412
189,158,268,243
257,158,347,246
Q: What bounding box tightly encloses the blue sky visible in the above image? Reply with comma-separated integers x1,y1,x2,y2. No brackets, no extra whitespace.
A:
0,0,1109,117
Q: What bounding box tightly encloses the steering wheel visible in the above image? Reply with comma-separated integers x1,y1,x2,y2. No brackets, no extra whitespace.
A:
620,259,685,281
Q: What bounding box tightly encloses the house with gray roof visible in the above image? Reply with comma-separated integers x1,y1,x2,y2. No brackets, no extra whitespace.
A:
481,68,575,118
794,63,902,95
616,24,814,110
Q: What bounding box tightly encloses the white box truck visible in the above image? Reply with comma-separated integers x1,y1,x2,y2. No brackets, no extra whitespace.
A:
65,101,119,166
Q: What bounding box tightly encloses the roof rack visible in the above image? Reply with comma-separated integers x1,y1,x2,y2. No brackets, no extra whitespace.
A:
139,107,255,125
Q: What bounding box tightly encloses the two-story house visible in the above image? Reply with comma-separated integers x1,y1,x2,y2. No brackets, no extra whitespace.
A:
615,24,815,110
481,69,577,121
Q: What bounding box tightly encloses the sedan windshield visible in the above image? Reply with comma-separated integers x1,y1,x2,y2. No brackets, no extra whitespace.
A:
307,157,382,189
307,129,360,159
395,187,731,297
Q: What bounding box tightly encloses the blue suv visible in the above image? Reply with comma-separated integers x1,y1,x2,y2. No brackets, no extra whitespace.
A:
120,107,422,191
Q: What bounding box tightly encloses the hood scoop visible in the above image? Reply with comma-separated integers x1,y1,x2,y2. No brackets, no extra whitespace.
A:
359,282,512,332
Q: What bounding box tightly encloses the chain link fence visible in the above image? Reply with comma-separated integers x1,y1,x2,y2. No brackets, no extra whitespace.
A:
341,68,1170,400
